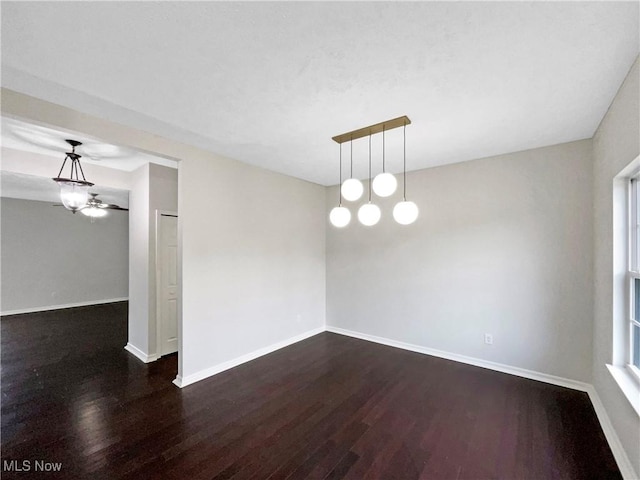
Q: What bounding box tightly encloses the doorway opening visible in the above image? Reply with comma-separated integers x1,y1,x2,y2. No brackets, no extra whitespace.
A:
1,115,182,385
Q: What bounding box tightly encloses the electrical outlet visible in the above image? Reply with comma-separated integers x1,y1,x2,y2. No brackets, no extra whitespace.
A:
484,333,493,345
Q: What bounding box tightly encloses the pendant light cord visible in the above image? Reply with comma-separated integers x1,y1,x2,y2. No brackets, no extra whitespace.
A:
338,143,343,205
350,135,353,178
403,123,407,201
368,132,372,202
382,126,386,173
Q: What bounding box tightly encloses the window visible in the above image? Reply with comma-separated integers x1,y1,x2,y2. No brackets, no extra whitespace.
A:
608,165,640,416
628,178,640,377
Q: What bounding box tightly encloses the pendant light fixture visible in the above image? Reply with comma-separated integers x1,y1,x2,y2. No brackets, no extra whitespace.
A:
393,123,419,225
357,133,381,226
52,140,94,213
371,126,397,197
330,116,413,228
329,143,351,228
340,137,364,202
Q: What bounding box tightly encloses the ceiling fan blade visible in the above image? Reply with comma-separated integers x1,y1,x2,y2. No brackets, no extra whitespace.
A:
52,194,128,211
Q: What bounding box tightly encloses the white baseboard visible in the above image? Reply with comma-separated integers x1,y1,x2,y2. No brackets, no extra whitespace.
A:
1,297,129,316
124,343,159,363
586,386,638,480
326,325,638,480
173,326,325,388
172,375,185,388
326,326,591,391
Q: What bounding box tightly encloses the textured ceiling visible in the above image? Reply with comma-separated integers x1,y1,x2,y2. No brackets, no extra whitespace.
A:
2,2,638,185
2,117,178,172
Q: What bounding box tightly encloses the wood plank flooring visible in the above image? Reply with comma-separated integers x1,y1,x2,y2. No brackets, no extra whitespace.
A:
1,302,621,479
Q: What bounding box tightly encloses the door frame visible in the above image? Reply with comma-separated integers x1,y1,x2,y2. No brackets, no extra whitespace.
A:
155,209,178,358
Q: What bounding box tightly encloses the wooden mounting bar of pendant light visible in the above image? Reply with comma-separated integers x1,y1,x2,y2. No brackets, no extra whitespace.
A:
331,115,411,144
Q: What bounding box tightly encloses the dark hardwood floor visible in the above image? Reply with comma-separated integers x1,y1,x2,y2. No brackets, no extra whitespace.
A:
1,302,620,479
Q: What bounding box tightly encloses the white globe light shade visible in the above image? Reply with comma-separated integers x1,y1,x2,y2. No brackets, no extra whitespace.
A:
372,172,397,197
341,178,364,202
59,182,90,212
329,206,351,228
393,201,419,225
81,207,108,218
358,203,381,226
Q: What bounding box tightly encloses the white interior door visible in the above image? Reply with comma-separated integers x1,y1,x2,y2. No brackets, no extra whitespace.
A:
159,214,178,356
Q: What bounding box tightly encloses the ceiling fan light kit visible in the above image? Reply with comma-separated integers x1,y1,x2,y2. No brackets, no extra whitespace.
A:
52,139,94,213
53,191,128,219
78,193,128,222
81,206,108,218
329,116,418,228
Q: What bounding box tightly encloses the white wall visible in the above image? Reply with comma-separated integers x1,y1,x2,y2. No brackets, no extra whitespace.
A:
180,153,326,381
327,139,594,382
593,57,640,474
127,163,178,358
128,164,151,352
1,197,128,313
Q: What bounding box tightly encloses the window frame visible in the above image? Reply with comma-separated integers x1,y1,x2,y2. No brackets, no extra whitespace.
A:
627,177,640,384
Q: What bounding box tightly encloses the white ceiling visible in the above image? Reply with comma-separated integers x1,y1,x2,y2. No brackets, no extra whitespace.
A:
1,171,129,208
1,117,178,172
2,2,638,186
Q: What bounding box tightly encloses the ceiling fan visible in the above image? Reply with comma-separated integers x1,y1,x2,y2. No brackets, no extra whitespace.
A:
81,193,128,217
54,193,128,218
